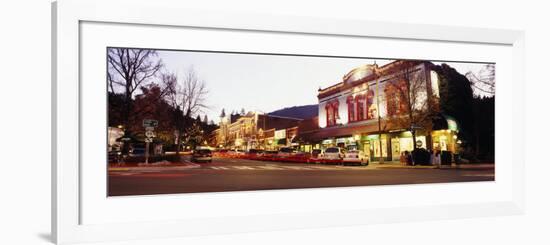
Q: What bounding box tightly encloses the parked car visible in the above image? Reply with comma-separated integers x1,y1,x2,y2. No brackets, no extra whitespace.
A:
214,149,229,157
129,147,146,157
343,150,369,166
320,147,345,164
291,151,311,163
277,147,296,158
191,149,213,163
227,149,245,157
247,149,264,156
308,149,323,163
259,150,279,160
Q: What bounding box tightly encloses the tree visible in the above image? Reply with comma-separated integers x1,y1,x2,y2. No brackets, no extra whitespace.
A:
107,48,163,129
129,84,175,140
183,122,205,149
240,108,246,115
385,63,439,156
466,64,495,97
435,64,475,152
203,115,209,124
472,97,495,161
181,67,209,116
164,67,209,154
220,108,226,118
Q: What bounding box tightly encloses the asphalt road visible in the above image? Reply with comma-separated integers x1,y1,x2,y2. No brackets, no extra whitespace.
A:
108,157,494,196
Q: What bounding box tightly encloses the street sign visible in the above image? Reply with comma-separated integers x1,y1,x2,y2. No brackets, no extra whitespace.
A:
143,119,158,127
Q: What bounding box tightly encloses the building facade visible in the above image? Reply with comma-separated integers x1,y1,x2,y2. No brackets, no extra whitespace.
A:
315,60,459,161
213,112,302,151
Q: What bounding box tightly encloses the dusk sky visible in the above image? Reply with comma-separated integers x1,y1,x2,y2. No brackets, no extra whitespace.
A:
157,50,491,123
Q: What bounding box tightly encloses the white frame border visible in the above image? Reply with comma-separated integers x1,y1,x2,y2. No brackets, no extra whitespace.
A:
52,0,525,244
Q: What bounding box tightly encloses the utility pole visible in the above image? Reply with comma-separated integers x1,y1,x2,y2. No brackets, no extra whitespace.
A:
375,61,384,164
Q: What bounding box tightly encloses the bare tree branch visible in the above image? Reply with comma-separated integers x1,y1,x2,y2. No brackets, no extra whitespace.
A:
466,64,495,96
107,48,163,127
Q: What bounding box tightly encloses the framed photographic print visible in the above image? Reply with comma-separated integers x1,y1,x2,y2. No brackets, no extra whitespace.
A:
52,0,525,244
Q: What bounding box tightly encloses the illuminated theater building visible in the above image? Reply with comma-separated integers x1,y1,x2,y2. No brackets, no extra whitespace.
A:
315,60,460,162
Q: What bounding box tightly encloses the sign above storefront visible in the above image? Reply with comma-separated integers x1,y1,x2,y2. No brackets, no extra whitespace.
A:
274,129,286,139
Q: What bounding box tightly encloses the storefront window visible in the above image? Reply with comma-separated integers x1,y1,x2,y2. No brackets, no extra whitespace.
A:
373,137,387,157
439,135,448,151
391,137,401,161
399,137,414,152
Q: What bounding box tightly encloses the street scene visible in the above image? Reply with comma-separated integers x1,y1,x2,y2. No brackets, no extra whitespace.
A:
109,154,494,196
107,47,495,196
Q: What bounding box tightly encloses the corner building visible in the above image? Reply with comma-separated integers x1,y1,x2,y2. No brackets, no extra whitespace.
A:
315,60,459,162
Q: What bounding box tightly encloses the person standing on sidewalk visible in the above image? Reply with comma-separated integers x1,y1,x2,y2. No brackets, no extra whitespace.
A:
404,151,413,166
433,150,441,168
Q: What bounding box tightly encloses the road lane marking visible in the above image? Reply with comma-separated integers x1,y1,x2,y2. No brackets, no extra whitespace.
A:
210,166,230,170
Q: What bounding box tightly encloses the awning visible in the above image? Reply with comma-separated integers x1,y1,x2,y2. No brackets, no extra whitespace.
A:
432,113,460,132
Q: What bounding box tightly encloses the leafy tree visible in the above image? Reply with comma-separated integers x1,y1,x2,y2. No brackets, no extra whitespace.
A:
472,96,495,162
434,63,475,153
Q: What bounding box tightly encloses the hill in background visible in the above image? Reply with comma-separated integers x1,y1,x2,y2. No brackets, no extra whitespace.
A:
268,104,318,120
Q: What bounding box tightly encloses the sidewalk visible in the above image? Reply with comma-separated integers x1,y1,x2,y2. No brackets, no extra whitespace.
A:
370,161,494,170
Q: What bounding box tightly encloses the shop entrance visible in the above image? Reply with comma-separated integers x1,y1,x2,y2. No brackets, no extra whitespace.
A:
391,137,401,161
363,141,371,160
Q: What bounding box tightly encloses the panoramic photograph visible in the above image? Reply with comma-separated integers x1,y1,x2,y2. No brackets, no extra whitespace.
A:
107,47,495,196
